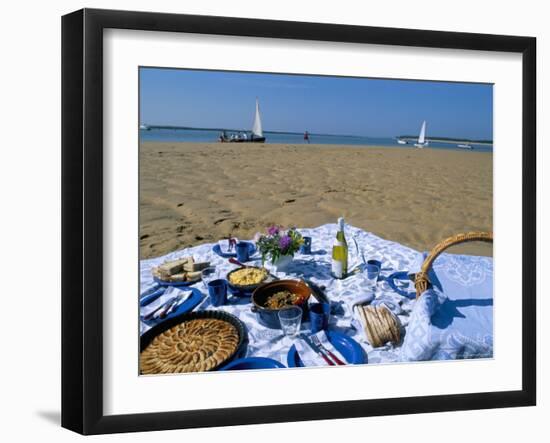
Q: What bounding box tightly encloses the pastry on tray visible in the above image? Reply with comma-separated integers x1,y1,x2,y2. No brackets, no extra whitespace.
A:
140,318,240,374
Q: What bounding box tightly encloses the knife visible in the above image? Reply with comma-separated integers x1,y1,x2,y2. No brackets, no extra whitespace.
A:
302,334,335,366
142,296,178,321
164,292,191,316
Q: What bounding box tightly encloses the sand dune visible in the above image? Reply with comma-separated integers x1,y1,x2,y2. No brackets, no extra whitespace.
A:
139,142,492,259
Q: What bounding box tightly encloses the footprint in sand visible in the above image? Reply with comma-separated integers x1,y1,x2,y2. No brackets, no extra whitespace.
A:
284,199,296,204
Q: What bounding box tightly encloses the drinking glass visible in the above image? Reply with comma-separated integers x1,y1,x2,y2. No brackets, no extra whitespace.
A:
218,239,230,254
201,266,218,291
207,279,227,307
278,306,303,337
364,263,380,288
300,236,312,254
236,241,250,262
310,302,330,333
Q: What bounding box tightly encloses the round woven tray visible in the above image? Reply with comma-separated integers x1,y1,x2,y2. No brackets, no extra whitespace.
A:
414,231,493,299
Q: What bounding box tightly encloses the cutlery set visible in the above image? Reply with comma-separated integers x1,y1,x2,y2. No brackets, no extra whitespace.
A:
301,334,346,366
142,292,189,321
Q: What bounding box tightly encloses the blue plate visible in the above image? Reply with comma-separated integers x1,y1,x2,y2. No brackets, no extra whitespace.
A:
153,276,200,287
213,241,256,259
219,357,285,371
140,288,204,327
287,331,366,367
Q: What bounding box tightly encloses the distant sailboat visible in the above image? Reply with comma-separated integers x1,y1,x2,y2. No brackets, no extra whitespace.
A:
414,120,429,148
396,138,408,145
457,143,473,150
251,98,264,141
220,98,266,143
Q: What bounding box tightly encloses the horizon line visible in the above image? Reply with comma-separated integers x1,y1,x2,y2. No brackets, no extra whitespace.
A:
139,124,494,144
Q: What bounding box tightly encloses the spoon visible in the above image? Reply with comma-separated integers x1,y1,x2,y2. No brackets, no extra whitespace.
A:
228,257,246,267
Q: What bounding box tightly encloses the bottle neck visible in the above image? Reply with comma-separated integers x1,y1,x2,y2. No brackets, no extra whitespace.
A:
336,230,346,243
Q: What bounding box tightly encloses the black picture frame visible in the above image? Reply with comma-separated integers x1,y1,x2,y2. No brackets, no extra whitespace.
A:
62,8,536,435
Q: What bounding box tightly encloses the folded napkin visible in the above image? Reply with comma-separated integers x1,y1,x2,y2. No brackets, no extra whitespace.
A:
400,288,446,361
218,238,238,254
295,331,347,366
345,292,375,313
140,286,193,319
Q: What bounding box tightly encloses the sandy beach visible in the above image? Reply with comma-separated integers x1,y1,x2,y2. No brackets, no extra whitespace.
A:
139,142,492,259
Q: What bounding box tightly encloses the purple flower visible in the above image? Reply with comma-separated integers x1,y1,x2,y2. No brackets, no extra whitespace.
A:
279,235,292,251
267,225,280,236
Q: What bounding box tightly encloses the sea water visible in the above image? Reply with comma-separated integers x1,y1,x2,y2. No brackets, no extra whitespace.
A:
139,127,493,152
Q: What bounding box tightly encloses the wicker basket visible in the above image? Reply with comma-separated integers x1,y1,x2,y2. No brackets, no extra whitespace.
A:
414,231,493,299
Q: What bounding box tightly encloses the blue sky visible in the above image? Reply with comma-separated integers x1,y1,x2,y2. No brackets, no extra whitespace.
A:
140,68,493,140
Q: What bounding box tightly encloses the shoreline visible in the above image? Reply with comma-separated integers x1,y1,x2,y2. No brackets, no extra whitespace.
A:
139,141,493,259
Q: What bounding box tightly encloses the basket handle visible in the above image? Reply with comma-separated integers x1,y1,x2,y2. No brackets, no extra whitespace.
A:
414,231,493,299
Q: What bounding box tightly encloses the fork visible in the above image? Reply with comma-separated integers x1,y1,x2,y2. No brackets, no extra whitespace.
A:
310,335,346,365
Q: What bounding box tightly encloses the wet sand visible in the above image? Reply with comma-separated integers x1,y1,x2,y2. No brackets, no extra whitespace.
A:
139,142,492,259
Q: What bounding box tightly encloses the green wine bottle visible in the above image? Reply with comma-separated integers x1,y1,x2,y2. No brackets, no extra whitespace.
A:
331,217,348,279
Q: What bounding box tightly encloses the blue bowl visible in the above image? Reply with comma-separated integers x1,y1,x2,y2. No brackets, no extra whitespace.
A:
219,357,285,371
287,331,366,367
213,241,256,259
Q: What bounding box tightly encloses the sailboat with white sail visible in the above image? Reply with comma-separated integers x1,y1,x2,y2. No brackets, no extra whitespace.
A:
414,120,429,148
220,98,266,143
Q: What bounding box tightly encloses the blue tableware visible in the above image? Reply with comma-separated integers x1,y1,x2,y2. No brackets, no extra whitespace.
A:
309,302,330,333
139,286,165,306
153,276,198,287
140,288,204,326
219,357,286,371
286,331,366,367
387,271,416,299
213,241,256,259
367,259,382,269
251,280,312,329
300,236,312,254
208,279,228,307
236,241,250,262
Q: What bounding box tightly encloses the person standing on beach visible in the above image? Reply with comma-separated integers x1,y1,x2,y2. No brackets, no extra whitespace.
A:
304,131,310,143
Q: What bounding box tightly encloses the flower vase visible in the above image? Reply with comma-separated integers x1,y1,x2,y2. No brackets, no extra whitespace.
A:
271,254,293,273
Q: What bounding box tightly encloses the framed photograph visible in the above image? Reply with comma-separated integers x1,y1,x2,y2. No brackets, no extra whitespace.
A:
62,8,536,435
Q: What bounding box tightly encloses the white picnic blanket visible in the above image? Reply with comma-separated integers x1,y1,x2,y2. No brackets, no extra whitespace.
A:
140,224,493,365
